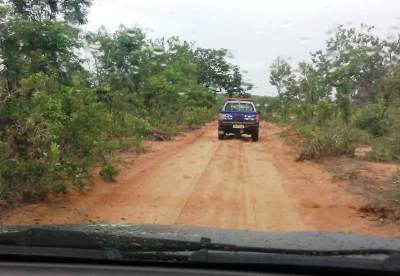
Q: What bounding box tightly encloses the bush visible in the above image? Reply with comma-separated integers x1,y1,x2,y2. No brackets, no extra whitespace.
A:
286,99,400,162
353,102,392,136
313,100,336,126
0,80,218,203
296,122,368,161
0,10,224,205
367,136,400,162
183,106,216,129
99,163,119,182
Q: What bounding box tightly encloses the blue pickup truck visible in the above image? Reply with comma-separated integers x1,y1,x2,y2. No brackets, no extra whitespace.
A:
218,98,260,141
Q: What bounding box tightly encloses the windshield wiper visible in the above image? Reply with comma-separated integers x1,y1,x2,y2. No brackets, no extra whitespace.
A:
189,249,400,273
1,228,400,273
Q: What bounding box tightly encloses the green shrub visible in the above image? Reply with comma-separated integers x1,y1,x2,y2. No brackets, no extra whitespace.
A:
297,122,367,161
353,102,392,136
367,136,400,162
0,11,221,204
99,163,119,182
118,137,144,153
313,100,336,126
184,106,216,129
391,137,400,160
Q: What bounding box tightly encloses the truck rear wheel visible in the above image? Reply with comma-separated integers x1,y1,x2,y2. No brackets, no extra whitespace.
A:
218,132,225,140
252,129,259,142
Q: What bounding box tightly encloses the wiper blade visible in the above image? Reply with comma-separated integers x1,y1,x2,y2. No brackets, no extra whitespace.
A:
1,245,399,273
189,249,400,273
1,228,400,256
0,228,213,252
1,228,400,273
0,228,100,249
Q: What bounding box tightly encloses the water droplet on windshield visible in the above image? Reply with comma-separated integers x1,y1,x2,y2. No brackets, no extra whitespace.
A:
153,50,164,56
89,41,101,50
366,51,375,57
272,34,281,40
280,20,293,29
328,67,336,73
387,33,397,42
325,29,334,35
255,30,265,35
299,36,311,47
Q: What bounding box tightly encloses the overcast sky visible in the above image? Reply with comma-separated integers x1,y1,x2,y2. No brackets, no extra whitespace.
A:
84,0,400,96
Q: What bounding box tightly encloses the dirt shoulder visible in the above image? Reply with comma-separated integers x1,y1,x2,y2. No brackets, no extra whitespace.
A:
264,123,400,237
320,156,400,222
1,121,399,237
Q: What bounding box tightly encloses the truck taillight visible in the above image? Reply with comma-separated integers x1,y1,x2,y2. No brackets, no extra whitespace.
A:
256,114,260,122
218,113,224,121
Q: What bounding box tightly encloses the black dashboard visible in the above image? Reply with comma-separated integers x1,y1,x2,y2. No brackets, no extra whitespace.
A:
0,262,307,276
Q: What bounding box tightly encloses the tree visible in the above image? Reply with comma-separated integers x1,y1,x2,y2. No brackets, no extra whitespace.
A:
88,26,147,94
194,48,231,92
9,0,91,24
0,0,246,203
325,25,388,104
269,57,293,119
296,62,331,120
193,48,251,96
225,66,242,96
0,0,91,93
0,15,82,92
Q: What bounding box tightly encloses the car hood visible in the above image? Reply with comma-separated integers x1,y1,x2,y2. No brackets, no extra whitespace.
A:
1,224,400,251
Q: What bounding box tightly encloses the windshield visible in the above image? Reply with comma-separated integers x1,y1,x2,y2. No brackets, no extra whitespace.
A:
224,102,255,112
1,0,400,265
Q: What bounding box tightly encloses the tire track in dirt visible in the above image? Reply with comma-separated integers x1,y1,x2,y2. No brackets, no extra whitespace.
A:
174,129,306,231
1,121,399,237
173,141,224,224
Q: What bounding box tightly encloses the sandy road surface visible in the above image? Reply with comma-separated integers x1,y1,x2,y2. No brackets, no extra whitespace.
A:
1,122,399,237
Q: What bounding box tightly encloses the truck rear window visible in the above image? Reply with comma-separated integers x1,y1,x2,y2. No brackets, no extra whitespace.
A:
224,102,255,112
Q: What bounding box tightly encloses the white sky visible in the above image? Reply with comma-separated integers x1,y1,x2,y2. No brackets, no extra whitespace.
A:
84,0,400,96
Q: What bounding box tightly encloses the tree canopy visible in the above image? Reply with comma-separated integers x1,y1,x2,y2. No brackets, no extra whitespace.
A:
0,0,251,202
267,24,400,161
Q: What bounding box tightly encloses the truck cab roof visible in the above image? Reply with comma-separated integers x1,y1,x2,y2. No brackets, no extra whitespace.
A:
222,100,256,112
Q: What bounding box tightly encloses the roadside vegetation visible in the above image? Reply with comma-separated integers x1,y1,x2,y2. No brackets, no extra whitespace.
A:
263,25,400,221
266,25,400,163
0,0,251,204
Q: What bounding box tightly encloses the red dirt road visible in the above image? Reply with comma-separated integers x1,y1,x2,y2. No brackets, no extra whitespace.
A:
1,122,399,237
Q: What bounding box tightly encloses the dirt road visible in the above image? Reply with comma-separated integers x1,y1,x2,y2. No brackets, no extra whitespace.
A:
1,122,399,237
